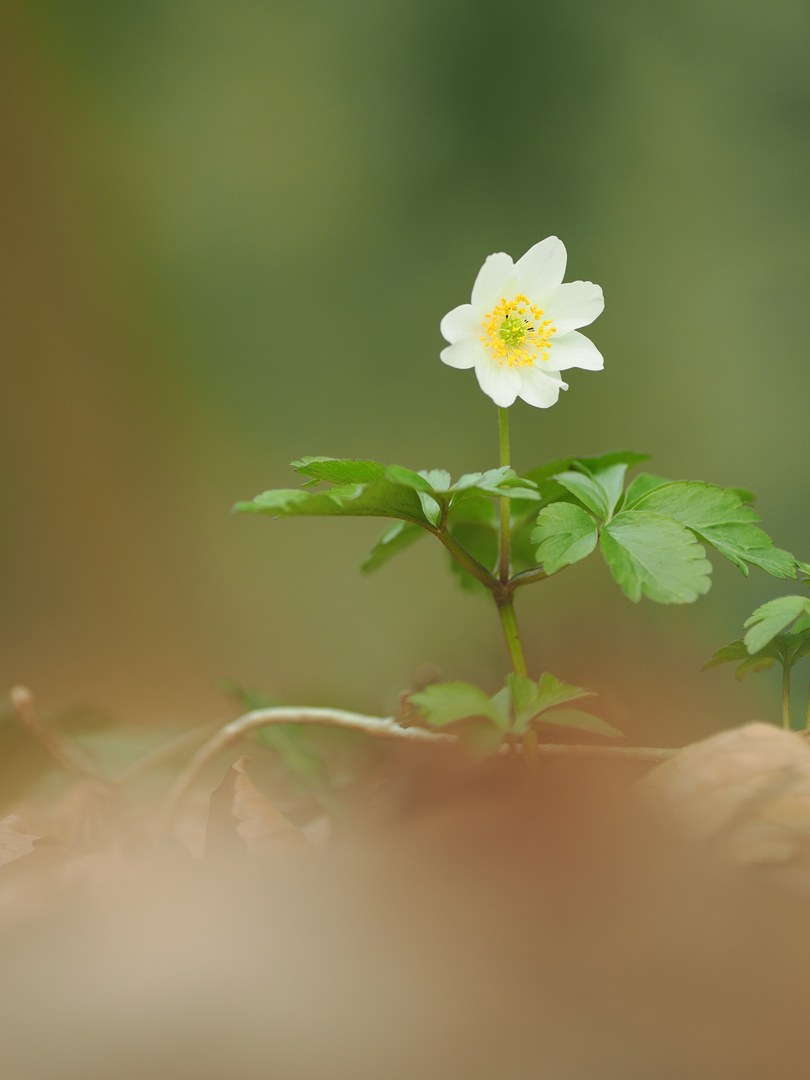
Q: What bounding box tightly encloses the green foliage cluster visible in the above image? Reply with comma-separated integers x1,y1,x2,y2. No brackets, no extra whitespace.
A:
236,452,796,605
706,577,810,730
408,672,620,752
236,451,798,747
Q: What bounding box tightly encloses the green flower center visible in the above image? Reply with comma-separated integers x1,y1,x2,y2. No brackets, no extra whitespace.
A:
481,294,556,368
498,316,527,347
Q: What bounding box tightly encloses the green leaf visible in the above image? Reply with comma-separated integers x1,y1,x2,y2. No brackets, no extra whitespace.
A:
420,469,452,492
629,482,795,579
449,467,541,506
233,489,313,515
590,463,628,518
235,476,430,525
601,511,713,604
533,672,597,711
623,473,672,509
535,709,623,738
408,682,506,730
703,639,780,680
554,471,610,520
451,466,515,493
417,491,442,527
292,457,387,484
508,672,596,734
360,521,426,573
385,464,435,492
530,503,599,575
743,595,810,653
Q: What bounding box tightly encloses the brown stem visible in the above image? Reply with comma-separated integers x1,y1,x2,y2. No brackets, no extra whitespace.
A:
10,685,112,786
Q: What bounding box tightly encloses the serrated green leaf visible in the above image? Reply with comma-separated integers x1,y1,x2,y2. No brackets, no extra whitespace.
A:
534,672,597,711
408,682,506,729
554,471,610,519
629,482,795,579
601,511,713,604
386,464,435,492
530,503,598,575
451,466,515,493
535,709,623,738
292,457,387,484
360,521,426,573
420,469,452,492
623,473,672,509
450,468,541,507
234,489,313,515
591,463,628,517
508,672,596,735
235,477,430,525
797,560,810,579
703,639,780,680
734,655,777,679
743,595,810,653
702,640,750,670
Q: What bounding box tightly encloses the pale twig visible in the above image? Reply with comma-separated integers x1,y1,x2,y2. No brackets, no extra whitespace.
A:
159,704,676,832
160,706,454,829
10,685,112,786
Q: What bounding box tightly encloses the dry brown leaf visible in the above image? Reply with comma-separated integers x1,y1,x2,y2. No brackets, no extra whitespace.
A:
640,722,810,888
205,756,312,860
0,815,40,867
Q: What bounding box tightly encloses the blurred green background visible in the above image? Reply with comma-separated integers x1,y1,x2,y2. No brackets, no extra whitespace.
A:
2,0,808,745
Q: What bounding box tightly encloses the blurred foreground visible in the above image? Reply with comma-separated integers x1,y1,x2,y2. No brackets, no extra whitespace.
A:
2,718,810,1079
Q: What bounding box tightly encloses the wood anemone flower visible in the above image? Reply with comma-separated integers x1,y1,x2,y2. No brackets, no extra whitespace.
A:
440,236,604,408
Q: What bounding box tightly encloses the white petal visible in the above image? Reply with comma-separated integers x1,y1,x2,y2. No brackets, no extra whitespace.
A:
515,237,567,296
471,252,516,311
474,360,521,407
544,280,604,334
545,330,604,371
440,339,480,370
440,303,477,344
517,369,568,409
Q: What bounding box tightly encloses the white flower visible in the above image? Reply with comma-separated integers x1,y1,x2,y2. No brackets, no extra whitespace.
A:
439,237,604,408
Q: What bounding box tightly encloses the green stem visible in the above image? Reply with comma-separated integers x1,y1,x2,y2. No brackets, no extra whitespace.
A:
434,525,500,592
805,676,810,731
782,663,792,730
497,595,528,678
498,407,511,585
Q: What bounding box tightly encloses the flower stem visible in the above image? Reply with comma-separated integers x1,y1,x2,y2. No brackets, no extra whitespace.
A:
782,663,793,730
495,406,530,680
497,595,528,678
498,406,511,585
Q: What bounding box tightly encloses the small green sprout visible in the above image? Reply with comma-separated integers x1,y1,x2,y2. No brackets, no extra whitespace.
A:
706,586,810,730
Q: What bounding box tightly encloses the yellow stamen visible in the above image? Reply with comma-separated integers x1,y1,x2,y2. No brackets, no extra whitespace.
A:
480,293,556,368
